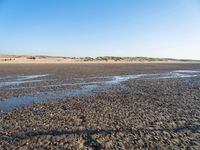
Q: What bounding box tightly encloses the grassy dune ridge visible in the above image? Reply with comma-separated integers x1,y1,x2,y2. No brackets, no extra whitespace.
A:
0,55,199,63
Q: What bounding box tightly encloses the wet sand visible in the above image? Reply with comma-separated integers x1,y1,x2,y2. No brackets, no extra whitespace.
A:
0,63,200,149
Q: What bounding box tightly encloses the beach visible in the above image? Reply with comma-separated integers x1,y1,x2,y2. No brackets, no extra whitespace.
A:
0,63,200,149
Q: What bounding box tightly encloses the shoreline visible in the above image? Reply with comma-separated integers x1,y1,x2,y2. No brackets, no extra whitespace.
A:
1,61,200,64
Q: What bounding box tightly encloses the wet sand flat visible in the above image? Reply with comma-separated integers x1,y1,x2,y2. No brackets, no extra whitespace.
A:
0,63,200,149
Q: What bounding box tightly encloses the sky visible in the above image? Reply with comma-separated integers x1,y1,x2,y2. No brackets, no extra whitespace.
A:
0,0,200,59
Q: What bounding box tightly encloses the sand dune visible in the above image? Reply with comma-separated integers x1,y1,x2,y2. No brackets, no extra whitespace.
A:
0,55,198,63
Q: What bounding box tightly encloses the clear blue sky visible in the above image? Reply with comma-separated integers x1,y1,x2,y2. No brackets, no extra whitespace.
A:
0,0,200,59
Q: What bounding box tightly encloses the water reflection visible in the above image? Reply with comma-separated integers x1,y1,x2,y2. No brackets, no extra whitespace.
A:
0,70,200,112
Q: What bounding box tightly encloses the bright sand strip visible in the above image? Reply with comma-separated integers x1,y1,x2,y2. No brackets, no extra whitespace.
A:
0,56,195,64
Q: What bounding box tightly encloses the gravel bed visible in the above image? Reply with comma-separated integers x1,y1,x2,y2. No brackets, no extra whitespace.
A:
0,63,200,149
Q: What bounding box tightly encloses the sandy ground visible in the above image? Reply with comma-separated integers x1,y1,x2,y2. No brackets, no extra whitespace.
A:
0,63,200,149
0,56,78,63
0,55,195,64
